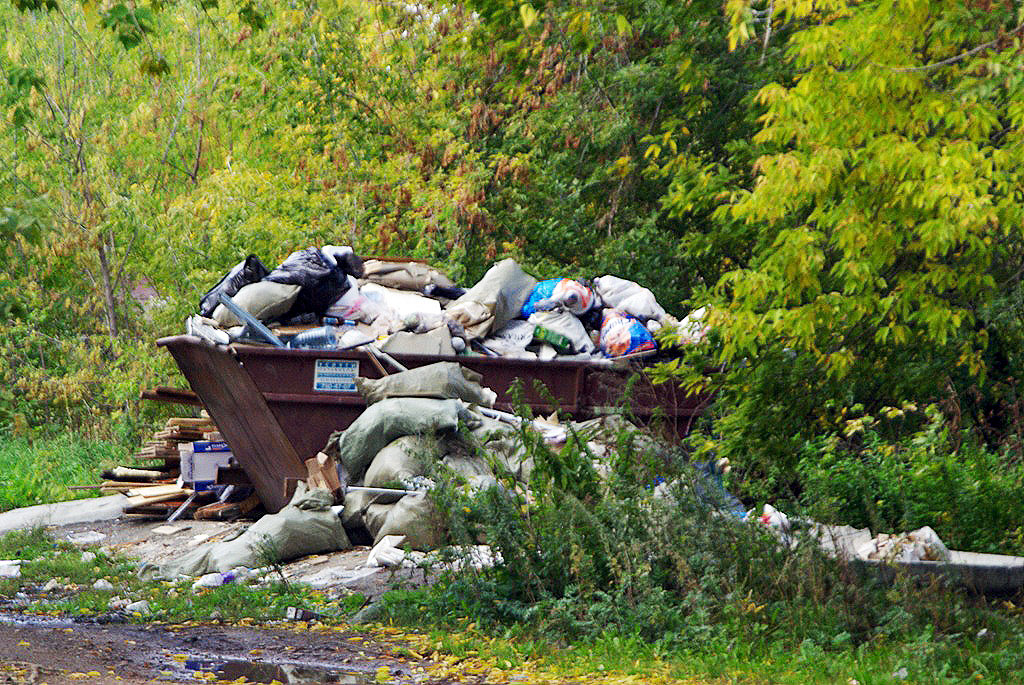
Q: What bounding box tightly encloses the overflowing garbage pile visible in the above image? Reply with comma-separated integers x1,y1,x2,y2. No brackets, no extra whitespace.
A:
185,246,708,359
318,359,608,551
138,360,668,578
159,246,981,580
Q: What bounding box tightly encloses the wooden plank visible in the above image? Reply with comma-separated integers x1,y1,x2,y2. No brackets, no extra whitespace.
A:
157,335,306,513
155,428,206,440
125,491,191,508
194,494,260,520
131,452,180,461
139,386,203,407
125,484,189,498
166,417,217,429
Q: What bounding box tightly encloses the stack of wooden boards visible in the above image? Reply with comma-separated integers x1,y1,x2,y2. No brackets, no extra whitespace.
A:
95,416,258,520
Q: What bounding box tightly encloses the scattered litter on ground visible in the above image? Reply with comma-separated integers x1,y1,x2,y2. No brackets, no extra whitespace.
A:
857,525,951,563
0,561,22,579
365,535,415,568
124,599,152,615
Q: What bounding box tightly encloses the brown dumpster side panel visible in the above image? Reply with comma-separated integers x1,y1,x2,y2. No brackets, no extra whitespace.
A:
582,366,715,439
157,335,306,513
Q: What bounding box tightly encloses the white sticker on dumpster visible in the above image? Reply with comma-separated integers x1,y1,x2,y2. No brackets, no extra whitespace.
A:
313,359,359,392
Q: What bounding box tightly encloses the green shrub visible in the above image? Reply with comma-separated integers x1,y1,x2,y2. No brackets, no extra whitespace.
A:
383,416,1023,678
798,405,1024,555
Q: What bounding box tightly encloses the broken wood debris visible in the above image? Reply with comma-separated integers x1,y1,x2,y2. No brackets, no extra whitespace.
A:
89,415,258,520
194,493,261,520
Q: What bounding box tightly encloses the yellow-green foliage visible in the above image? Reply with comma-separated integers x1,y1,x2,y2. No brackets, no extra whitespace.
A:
711,0,1024,377
2,0,782,441
666,0,1024,489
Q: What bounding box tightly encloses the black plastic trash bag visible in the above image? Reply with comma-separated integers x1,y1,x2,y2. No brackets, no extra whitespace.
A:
198,255,270,318
264,246,365,318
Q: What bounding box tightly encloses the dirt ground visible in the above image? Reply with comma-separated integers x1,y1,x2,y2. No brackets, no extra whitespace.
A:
0,613,429,685
0,519,476,685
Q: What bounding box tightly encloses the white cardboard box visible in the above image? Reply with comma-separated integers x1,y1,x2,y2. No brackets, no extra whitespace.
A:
178,443,234,490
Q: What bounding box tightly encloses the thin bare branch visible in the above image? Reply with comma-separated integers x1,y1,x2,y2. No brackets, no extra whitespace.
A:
879,23,1023,72
759,0,774,66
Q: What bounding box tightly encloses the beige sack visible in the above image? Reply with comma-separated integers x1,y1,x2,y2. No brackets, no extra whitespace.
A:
211,281,301,327
363,259,456,291
374,495,443,551
446,259,536,340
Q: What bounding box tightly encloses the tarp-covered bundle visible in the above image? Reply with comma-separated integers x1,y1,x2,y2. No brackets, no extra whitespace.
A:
324,397,465,480
355,362,497,407
446,258,537,340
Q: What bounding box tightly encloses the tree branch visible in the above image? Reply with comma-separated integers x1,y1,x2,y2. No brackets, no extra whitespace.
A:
879,23,1023,72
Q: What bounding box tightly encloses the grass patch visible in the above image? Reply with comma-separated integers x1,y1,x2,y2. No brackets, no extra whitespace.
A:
0,526,60,559
0,435,128,512
373,591,1024,684
26,578,368,624
0,528,142,597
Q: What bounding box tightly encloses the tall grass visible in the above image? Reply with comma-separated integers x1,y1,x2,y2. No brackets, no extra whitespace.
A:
0,435,127,512
797,405,1024,555
375,414,1024,682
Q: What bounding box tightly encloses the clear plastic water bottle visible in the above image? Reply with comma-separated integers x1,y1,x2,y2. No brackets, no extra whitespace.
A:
288,325,341,349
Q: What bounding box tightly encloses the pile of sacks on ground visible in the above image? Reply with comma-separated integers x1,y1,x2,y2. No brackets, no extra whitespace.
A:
322,360,664,550
187,246,708,359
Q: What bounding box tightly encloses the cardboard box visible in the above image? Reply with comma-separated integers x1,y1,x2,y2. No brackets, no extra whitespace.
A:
179,442,234,490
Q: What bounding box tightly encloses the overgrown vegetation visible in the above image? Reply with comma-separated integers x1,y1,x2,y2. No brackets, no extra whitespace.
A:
2,0,1022,500
0,436,125,511
798,406,1024,556
378,420,1024,681
3,0,1024,678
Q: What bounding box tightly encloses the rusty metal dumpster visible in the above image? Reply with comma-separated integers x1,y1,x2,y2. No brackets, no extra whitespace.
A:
157,335,711,512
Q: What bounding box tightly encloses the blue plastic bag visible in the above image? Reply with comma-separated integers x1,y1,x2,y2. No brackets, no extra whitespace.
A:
520,278,595,318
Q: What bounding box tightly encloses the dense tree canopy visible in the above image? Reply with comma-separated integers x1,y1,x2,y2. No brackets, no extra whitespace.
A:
663,0,1024,485
2,0,1023,508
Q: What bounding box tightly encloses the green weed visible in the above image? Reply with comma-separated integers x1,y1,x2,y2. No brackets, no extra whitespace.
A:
371,415,1024,682
0,526,59,559
0,436,128,512
798,405,1024,555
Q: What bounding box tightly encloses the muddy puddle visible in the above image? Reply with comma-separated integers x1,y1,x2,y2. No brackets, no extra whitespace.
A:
175,658,378,684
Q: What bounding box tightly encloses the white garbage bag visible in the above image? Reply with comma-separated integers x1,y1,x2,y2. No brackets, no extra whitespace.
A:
593,275,667,322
